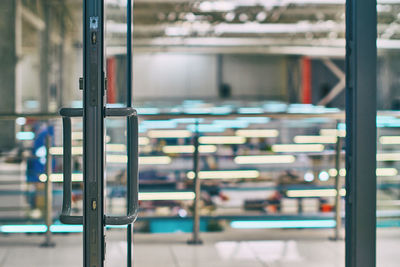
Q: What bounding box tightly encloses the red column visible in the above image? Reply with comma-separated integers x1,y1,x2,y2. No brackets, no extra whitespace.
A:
301,57,312,104
106,57,116,104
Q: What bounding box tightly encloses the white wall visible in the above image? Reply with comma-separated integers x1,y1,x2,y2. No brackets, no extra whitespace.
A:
20,55,40,99
133,53,218,99
133,53,287,100
222,55,287,99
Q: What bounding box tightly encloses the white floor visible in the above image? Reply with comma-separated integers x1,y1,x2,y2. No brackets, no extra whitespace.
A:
0,228,399,267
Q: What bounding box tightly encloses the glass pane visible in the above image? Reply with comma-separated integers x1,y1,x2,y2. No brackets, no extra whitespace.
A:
377,4,400,266
0,0,84,265
4,0,400,266
105,0,130,105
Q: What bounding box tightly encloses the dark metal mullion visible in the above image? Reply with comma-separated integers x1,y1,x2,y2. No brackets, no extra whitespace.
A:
83,0,106,266
127,0,133,108
345,0,377,266
127,0,134,266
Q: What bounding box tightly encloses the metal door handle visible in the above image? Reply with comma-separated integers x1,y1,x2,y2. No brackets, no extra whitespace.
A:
60,109,83,224
105,108,139,225
59,107,139,225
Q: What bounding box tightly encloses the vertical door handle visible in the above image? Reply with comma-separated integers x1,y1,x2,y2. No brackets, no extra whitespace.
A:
59,108,139,225
105,108,139,225
59,108,84,224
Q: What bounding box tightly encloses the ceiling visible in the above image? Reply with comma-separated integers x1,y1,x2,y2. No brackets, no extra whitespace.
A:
59,0,400,56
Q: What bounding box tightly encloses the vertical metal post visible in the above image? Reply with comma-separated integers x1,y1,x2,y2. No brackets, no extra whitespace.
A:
83,0,105,266
298,198,303,214
40,1,50,113
188,120,203,245
0,0,17,150
41,134,55,247
333,134,343,241
127,0,134,265
57,20,65,108
345,0,377,266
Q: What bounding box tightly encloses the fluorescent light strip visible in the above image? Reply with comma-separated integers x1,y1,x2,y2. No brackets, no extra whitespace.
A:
139,137,150,146
319,129,346,137
2,221,335,233
139,192,195,201
0,224,128,234
51,141,148,156
377,153,400,161
380,136,400,144
0,225,47,233
5,218,398,233
272,144,325,152
197,0,400,12
50,225,83,233
237,107,264,114
329,168,397,177
286,189,346,198
136,108,160,115
107,155,172,165
140,156,172,165
162,145,217,154
16,132,35,140
215,23,340,35
107,144,126,152
231,220,336,229
148,130,192,138
0,224,83,233
199,136,246,144
236,129,279,138
163,145,195,154
237,117,270,124
294,135,337,144
211,107,232,115
39,173,83,182
49,146,69,156
183,107,213,114
187,170,259,180
377,168,398,176
141,121,177,130
234,155,295,164
171,118,203,124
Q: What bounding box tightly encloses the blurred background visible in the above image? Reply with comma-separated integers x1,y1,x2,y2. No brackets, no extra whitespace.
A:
0,0,399,266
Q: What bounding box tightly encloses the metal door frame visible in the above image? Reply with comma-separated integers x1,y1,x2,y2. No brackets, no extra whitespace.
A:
58,0,379,266
59,1,138,266
345,0,377,267
82,1,106,265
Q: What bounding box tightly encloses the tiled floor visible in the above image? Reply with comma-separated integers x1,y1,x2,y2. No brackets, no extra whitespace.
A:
0,228,399,267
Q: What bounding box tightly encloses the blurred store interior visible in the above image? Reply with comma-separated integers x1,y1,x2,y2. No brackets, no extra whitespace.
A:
0,0,400,266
